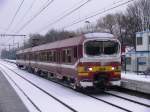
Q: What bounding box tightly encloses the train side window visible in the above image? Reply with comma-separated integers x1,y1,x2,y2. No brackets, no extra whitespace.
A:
43,52,46,61
62,50,66,63
17,54,19,59
37,52,40,61
34,53,37,61
29,54,32,60
50,51,54,62
44,52,47,61
40,53,42,61
49,51,53,62
66,49,72,63
73,47,77,58
53,51,56,62
24,54,27,60
56,51,60,62
47,52,49,61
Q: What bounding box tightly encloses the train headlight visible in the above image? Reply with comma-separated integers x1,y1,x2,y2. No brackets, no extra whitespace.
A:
112,67,115,70
88,67,93,71
77,66,93,72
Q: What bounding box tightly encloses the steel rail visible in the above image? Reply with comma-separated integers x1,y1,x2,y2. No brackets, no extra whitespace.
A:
4,61,150,112
0,69,42,112
1,63,78,112
104,91,150,108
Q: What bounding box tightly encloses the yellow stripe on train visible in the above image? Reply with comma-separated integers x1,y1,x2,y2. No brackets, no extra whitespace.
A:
77,66,121,72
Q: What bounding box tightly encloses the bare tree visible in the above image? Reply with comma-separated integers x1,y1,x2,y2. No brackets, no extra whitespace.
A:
97,14,116,34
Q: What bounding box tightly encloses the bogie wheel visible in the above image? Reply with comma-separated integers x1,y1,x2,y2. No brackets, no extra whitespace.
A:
72,82,82,92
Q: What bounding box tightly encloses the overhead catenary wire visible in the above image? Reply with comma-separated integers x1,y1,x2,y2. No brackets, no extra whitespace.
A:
4,0,52,49
38,0,92,33
12,0,37,32
65,0,128,29
61,0,89,14
63,0,135,29
15,0,54,34
6,0,25,31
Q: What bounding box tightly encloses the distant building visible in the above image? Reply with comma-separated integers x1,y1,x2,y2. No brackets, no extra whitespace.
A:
126,30,150,72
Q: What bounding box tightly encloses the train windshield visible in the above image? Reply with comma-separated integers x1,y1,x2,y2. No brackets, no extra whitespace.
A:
84,40,119,56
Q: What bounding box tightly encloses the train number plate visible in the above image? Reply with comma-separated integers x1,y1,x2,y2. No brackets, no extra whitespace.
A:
99,67,106,71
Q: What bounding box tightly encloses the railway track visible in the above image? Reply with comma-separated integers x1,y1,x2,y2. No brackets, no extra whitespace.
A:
1,61,150,112
104,91,150,108
0,63,77,112
1,69,42,112
45,79,150,112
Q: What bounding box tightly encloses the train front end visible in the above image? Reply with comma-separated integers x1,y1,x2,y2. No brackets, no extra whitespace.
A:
77,33,121,89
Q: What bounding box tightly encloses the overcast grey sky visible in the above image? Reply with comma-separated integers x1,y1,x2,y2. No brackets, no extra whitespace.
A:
0,0,133,50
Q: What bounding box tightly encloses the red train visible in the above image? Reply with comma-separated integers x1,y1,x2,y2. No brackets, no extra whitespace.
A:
16,32,121,90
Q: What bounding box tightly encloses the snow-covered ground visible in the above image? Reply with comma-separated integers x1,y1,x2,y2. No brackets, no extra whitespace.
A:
0,60,150,112
0,60,126,112
4,59,16,63
122,72,150,83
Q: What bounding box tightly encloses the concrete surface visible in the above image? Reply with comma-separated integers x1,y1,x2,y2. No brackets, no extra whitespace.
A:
0,71,29,112
121,79,150,94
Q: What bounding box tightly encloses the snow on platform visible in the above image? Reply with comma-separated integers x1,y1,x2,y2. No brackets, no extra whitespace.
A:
121,72,150,94
0,70,29,112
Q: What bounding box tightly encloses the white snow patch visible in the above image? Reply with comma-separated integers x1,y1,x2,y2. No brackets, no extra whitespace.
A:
121,72,150,83
94,94,150,112
107,91,150,106
0,68,39,112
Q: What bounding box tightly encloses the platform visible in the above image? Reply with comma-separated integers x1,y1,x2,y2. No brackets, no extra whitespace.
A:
0,71,29,112
121,72,150,94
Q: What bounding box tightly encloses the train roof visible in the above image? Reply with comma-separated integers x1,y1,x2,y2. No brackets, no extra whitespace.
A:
17,32,115,54
84,32,114,38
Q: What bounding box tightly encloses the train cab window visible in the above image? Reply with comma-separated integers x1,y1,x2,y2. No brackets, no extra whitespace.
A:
103,41,119,55
85,41,103,56
84,41,119,56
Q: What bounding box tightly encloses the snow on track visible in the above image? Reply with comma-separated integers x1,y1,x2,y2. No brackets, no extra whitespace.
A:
107,91,150,106
0,68,39,112
0,60,126,112
0,65,74,112
93,94,150,112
